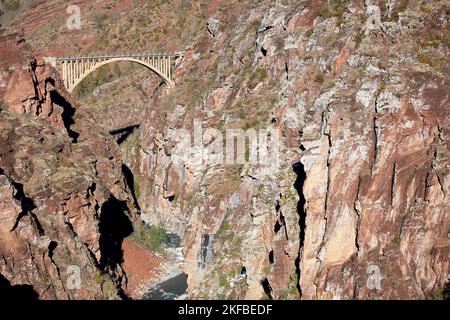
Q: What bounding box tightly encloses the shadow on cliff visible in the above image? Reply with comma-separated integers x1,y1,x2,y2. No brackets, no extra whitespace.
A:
98,195,133,271
49,89,80,143
121,164,141,213
292,161,307,247
110,124,140,145
1,168,44,235
292,161,307,296
0,273,39,300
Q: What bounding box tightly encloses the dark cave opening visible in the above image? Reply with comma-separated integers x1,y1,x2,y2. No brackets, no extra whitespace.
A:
0,273,39,300
121,164,141,213
49,90,80,143
261,278,273,300
98,195,133,271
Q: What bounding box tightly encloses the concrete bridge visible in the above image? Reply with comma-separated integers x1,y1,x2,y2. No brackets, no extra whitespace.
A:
44,52,182,92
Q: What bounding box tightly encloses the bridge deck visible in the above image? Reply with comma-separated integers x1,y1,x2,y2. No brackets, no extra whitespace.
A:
56,52,182,61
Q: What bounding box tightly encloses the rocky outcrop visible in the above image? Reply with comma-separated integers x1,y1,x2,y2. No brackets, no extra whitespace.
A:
1,0,448,300
0,35,138,299
132,0,449,300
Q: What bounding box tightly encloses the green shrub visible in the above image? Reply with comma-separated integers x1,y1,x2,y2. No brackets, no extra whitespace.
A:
289,271,300,294
386,0,409,22
320,0,348,23
274,36,284,51
392,234,401,246
251,19,260,31
216,220,230,238
420,5,432,14
314,73,325,84
443,33,450,48
130,222,168,253
248,67,268,88
133,181,140,200
219,274,229,288
4,0,21,12
417,51,444,70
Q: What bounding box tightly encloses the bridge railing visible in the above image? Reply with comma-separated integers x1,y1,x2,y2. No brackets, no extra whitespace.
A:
55,52,182,61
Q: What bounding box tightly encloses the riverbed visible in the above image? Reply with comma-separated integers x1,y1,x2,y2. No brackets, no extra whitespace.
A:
142,272,188,300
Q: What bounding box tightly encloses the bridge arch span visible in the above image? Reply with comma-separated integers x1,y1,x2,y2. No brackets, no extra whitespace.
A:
71,57,172,93
45,53,182,93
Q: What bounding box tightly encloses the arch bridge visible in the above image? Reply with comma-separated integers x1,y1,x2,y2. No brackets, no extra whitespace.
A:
44,52,182,92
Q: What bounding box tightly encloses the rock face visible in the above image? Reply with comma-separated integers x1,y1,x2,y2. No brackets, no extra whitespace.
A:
1,0,449,300
133,0,450,300
0,35,137,299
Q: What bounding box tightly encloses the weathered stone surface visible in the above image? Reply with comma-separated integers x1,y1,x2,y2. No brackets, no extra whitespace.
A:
1,0,448,300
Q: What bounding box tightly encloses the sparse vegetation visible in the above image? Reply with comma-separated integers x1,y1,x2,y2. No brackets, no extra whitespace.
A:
417,51,444,71
314,73,325,84
73,63,124,99
57,153,75,168
248,67,268,88
432,283,450,300
219,274,229,288
274,36,284,52
216,220,231,238
386,0,409,22
130,222,169,253
320,0,349,24
289,271,300,295
133,181,140,200
250,19,260,31
354,32,364,48
262,265,271,274
420,5,432,14
392,234,401,246
3,0,21,13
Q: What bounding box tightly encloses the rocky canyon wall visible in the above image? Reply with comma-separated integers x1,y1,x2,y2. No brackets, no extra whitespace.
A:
0,32,138,299
0,0,448,300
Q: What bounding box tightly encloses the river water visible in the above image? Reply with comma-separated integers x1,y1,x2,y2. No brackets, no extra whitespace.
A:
142,272,188,300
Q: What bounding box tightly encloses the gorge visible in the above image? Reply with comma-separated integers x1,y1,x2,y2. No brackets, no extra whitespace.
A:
0,0,449,300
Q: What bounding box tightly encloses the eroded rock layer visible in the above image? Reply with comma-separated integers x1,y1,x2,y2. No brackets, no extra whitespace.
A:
0,0,448,300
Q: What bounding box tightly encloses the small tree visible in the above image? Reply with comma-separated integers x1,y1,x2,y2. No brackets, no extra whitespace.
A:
132,222,168,253
148,223,168,252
